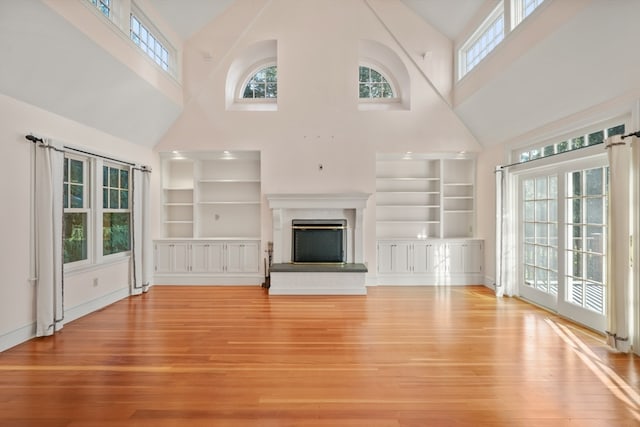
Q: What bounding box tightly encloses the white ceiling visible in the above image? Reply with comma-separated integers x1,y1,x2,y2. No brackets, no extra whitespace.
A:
148,0,486,42
148,0,236,40
3,0,638,149
400,0,488,40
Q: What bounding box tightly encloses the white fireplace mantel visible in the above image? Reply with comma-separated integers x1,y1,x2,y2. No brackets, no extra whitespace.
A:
266,192,371,264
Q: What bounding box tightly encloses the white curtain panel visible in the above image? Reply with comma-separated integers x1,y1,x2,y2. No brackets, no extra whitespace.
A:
35,140,64,337
495,167,517,297
605,135,632,352
131,167,152,295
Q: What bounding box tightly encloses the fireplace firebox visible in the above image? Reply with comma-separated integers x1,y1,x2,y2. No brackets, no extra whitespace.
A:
292,219,346,263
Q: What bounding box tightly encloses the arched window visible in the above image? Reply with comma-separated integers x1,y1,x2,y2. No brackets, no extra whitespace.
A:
359,66,395,99
242,65,277,99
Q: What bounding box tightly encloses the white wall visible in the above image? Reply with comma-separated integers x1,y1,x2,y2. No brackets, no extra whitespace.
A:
154,0,482,276
0,93,156,352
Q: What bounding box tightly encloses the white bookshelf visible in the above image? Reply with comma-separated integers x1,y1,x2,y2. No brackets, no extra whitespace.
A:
376,156,442,239
161,158,194,238
160,151,261,239
375,154,476,239
157,151,263,285
195,154,261,239
442,158,475,238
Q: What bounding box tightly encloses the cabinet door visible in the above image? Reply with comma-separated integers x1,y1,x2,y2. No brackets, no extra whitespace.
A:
190,242,224,273
377,242,394,274
377,241,411,274
154,243,173,274
412,242,434,273
239,242,260,273
155,242,189,273
206,242,225,273
444,241,483,274
172,243,190,273
463,241,483,274
190,243,209,273
444,242,465,274
226,242,260,273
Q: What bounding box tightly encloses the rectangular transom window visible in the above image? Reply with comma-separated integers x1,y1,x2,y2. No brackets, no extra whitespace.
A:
88,0,112,19
459,3,504,79
512,0,545,29
130,5,173,75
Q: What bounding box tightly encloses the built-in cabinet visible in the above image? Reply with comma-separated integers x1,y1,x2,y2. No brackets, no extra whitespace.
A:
154,240,260,278
377,239,483,285
376,154,482,285
156,151,263,285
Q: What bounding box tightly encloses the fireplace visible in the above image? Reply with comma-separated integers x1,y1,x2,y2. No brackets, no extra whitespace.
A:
265,193,371,295
292,219,346,263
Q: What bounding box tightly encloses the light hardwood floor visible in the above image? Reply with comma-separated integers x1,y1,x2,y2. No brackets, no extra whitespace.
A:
1,285,640,426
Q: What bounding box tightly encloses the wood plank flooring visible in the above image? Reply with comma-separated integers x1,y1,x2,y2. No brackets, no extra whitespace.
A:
1,285,640,426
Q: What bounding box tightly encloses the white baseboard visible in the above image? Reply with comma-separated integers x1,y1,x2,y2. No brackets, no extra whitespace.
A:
153,274,264,286
484,276,496,291
64,287,130,324
374,273,485,286
0,287,130,353
0,322,36,353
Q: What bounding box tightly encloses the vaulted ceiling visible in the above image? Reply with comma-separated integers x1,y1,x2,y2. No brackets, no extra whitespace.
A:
1,1,638,148
148,0,487,41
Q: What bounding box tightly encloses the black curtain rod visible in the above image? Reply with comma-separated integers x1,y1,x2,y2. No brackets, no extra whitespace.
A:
622,130,640,139
25,133,151,171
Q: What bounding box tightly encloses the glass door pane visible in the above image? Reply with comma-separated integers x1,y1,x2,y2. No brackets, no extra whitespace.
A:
562,167,607,327
521,175,558,304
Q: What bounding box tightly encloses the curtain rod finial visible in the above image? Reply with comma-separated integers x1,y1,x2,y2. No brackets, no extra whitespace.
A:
25,134,43,143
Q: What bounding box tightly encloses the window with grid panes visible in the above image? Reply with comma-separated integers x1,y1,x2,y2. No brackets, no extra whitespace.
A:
63,156,90,264
565,167,608,314
512,0,545,28
130,11,171,74
88,0,111,19
518,124,625,163
242,65,277,99
459,3,504,78
359,66,395,99
522,175,558,295
103,164,131,256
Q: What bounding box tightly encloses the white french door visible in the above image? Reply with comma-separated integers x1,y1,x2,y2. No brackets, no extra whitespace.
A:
518,157,607,332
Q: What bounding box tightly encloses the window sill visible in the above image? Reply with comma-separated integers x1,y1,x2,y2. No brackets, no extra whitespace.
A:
229,101,278,112
358,100,406,111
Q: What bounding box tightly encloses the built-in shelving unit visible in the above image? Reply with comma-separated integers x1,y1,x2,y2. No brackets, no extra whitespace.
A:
375,153,481,285
160,151,261,239
376,157,441,239
161,158,194,238
156,151,263,285
442,158,475,238
375,153,476,239
195,154,261,239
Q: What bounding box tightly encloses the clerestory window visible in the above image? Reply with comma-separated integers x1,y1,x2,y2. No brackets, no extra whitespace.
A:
517,124,625,164
89,0,111,19
512,0,545,29
459,3,504,78
359,66,395,99
131,15,169,72
241,65,278,99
